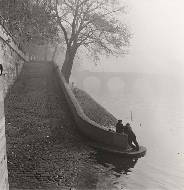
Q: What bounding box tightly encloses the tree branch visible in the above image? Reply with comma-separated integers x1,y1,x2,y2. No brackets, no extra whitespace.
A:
55,0,69,46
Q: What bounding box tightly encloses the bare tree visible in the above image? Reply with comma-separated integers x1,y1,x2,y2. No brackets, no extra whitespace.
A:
54,0,131,82
0,0,58,48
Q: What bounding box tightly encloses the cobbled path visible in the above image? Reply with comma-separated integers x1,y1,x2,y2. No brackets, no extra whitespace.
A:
5,62,101,190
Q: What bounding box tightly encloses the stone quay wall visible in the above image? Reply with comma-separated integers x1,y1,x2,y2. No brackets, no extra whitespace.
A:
53,63,128,150
0,23,28,190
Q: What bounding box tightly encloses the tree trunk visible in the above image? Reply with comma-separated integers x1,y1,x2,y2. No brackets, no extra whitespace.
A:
61,48,76,83
44,45,48,61
51,45,58,61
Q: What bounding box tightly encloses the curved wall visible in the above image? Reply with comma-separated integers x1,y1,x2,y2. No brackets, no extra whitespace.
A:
53,63,128,150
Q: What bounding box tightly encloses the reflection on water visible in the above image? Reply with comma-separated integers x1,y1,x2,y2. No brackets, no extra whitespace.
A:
74,73,184,190
92,151,138,175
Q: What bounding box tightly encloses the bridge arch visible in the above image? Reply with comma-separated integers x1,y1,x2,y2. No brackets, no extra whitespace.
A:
107,77,125,95
73,71,143,96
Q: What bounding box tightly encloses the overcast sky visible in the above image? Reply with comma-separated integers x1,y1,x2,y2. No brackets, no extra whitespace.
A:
82,0,184,77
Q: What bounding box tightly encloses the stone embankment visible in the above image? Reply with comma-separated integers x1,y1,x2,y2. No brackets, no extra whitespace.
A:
5,62,109,190
0,20,27,190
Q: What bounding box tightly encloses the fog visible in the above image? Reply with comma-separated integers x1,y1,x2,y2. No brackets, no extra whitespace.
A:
81,0,184,78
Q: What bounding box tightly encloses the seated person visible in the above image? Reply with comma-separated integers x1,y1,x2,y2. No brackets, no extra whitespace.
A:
124,123,139,151
115,120,124,133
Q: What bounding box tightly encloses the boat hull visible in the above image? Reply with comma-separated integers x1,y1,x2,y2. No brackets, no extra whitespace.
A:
89,142,146,158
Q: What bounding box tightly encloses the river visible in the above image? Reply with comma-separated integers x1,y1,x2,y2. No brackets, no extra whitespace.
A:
74,73,184,190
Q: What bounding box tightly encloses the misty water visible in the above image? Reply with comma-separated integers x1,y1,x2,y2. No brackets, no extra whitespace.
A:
74,73,184,190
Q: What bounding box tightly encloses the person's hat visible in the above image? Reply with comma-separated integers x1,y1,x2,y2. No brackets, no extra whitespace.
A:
126,123,130,126
118,120,122,122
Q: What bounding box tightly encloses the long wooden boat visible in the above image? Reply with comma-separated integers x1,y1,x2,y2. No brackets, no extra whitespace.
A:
88,140,146,158
54,63,147,158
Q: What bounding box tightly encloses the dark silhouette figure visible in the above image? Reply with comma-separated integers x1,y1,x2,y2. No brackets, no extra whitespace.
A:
124,123,139,151
0,64,3,76
115,120,124,133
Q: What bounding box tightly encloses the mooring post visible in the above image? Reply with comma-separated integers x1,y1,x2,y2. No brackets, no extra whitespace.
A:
131,111,133,122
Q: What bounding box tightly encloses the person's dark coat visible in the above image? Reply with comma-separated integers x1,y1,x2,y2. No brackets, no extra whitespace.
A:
116,122,123,133
124,125,139,150
124,127,136,140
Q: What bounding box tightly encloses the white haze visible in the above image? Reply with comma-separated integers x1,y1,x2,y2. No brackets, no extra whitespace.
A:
81,0,184,79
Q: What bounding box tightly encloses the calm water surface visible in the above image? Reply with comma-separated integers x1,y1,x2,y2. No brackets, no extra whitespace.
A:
76,73,184,190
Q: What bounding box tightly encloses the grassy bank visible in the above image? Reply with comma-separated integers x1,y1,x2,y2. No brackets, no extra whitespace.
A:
72,88,117,129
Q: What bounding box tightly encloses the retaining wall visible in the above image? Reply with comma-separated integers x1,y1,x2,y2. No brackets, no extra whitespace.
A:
0,23,28,190
53,63,128,150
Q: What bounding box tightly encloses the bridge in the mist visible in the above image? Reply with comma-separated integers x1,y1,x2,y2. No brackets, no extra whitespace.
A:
73,70,144,94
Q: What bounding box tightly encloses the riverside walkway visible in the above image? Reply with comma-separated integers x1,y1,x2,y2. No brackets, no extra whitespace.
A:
5,62,98,190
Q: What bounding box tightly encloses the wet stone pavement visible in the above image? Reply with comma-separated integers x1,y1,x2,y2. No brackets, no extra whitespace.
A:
5,62,107,190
